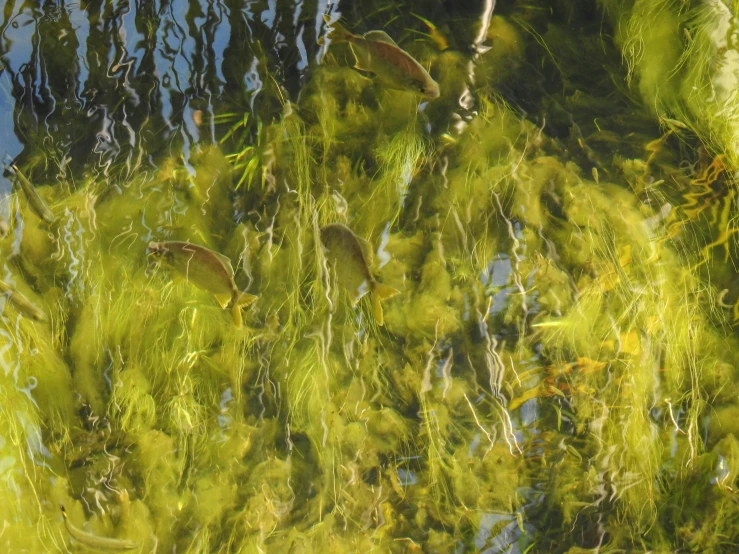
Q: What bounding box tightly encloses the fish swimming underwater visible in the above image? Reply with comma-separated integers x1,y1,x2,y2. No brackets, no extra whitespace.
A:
0,278,47,322
60,504,137,551
147,241,258,328
320,223,399,326
8,164,55,225
322,15,440,99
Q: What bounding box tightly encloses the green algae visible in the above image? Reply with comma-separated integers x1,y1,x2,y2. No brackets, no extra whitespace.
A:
601,0,739,179
3,2,739,553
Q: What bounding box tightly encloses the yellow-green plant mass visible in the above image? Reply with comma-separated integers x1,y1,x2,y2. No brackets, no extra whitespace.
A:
3,1,739,552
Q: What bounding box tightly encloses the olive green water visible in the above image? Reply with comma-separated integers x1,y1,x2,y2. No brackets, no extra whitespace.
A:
2,0,739,552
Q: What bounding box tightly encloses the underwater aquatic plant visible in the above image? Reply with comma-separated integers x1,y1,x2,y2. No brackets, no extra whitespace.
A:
5,2,739,552
601,0,739,178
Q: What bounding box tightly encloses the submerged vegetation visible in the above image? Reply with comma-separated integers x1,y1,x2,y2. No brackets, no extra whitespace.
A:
2,0,739,552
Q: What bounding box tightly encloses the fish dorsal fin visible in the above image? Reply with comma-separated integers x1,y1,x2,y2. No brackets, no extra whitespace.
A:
348,44,375,74
363,30,398,46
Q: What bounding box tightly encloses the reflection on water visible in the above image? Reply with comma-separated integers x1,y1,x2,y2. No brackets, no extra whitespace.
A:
0,0,738,552
2,0,321,181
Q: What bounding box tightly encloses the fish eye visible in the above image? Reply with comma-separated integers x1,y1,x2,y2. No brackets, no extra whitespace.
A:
147,242,167,256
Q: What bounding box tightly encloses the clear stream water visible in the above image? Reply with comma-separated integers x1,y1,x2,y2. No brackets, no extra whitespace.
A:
1,0,739,552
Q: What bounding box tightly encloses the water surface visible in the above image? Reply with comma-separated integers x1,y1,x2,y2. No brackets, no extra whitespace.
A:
0,1,737,552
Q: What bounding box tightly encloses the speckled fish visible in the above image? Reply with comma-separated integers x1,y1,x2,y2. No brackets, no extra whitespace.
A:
147,241,258,328
320,223,399,326
8,164,55,224
322,15,440,99
60,504,137,551
0,278,47,322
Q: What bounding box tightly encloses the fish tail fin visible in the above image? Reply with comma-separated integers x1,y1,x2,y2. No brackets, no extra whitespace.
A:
214,293,232,309
235,291,259,309
371,282,400,326
231,305,244,329
322,15,354,44
229,292,258,329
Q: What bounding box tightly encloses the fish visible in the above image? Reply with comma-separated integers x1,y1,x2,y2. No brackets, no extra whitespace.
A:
321,15,440,99
60,504,138,551
319,223,399,326
0,278,47,322
8,164,56,225
147,241,258,328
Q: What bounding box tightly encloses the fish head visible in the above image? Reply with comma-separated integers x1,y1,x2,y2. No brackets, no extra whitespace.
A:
147,241,165,255
147,241,173,263
411,77,440,99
